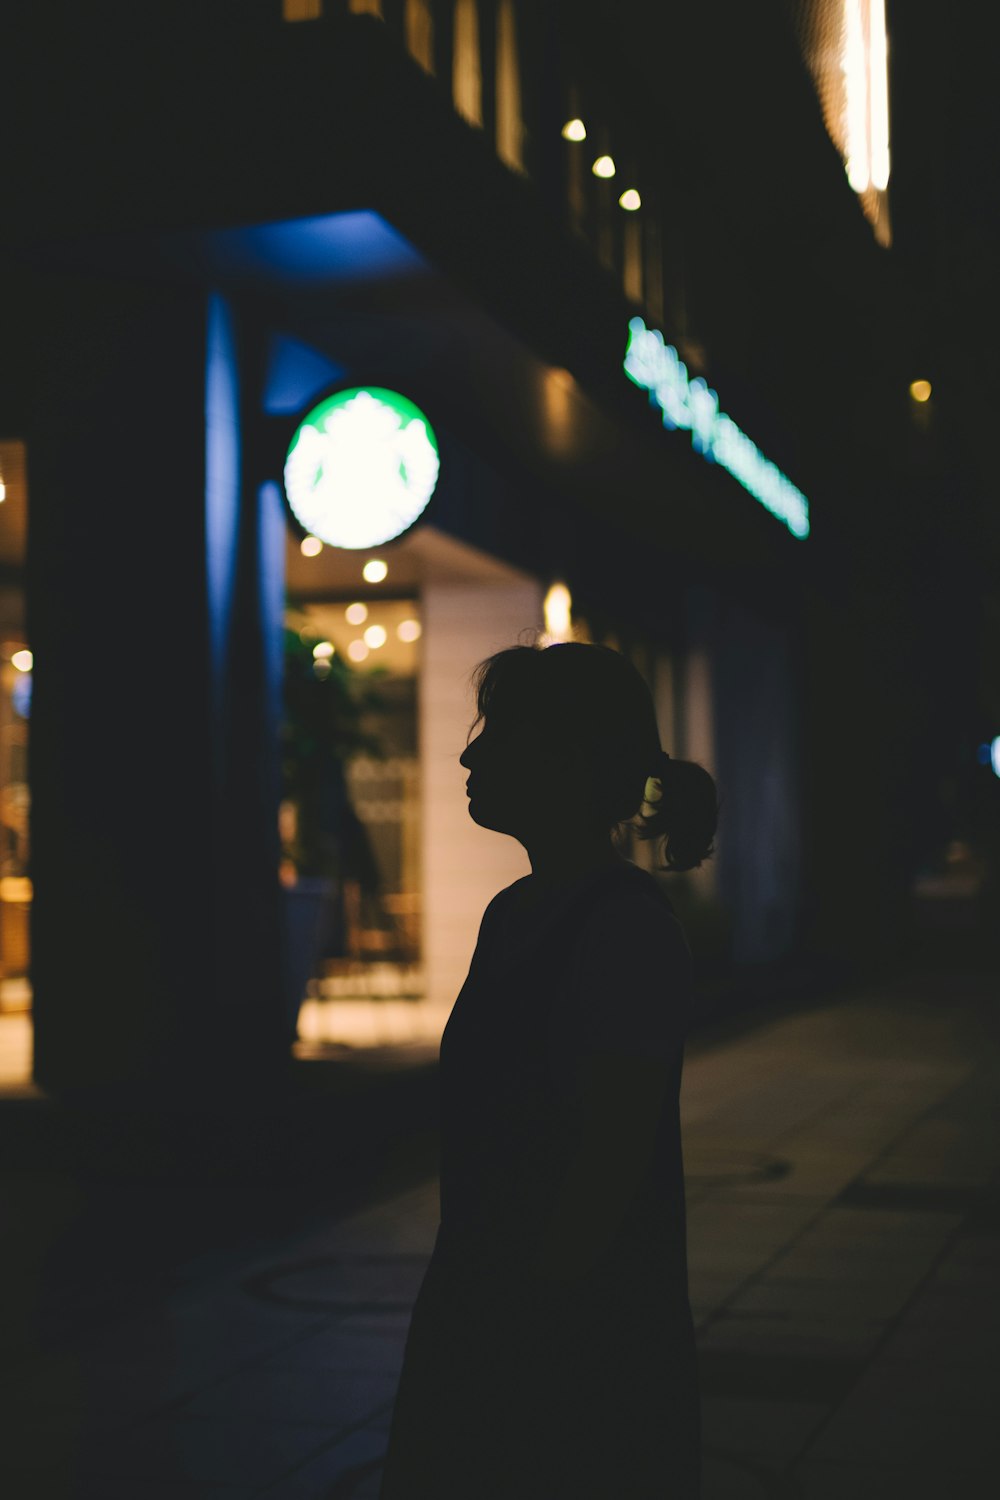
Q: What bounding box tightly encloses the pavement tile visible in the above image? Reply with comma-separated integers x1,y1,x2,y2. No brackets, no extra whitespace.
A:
699,1451,789,1498
254,1425,388,1499
174,1366,398,1427
790,1459,994,1499
69,1414,341,1488
62,1299,332,1378
697,1314,885,1362
761,1244,939,1291
701,1395,832,1460
803,1357,998,1466
795,1205,961,1245
728,1275,922,1321
254,1321,409,1374
688,1270,756,1313
0,1478,254,1500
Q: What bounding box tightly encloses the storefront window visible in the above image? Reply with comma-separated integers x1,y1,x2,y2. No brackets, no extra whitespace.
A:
0,441,29,1015
281,577,423,1017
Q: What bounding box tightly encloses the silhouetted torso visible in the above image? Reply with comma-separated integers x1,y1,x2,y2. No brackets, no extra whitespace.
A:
379,858,701,1499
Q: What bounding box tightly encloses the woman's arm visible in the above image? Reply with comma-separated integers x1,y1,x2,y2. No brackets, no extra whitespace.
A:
529,1048,676,1285
528,890,691,1289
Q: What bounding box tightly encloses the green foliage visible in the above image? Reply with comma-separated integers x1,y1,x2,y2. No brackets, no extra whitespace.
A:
280,623,392,878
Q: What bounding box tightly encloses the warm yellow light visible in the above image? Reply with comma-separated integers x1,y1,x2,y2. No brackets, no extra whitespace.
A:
312,640,335,660
362,559,388,582
592,155,615,178
363,624,387,649
618,188,641,211
0,480,6,503
544,581,572,641
345,602,369,625
561,118,586,142
397,618,422,643
909,379,932,403
347,639,370,662
12,650,33,673
300,535,323,556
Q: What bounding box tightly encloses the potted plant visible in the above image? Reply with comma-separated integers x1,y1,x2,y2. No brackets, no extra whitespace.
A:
279,619,392,1044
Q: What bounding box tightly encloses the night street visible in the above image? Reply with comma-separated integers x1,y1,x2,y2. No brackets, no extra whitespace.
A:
3,1,1000,1495
3,951,997,1498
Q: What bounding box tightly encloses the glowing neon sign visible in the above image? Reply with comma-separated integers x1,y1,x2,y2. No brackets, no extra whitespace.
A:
624,317,810,539
284,387,440,550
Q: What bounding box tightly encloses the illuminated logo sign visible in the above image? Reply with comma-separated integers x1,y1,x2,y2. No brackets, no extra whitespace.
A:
623,317,810,540
284,387,440,550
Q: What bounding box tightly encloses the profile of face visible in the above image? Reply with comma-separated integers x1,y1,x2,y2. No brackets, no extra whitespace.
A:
459,708,592,843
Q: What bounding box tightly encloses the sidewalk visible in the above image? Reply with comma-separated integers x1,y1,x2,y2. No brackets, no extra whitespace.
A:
3,958,998,1498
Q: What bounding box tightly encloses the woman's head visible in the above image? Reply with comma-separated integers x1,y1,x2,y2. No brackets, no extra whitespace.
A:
459,638,719,873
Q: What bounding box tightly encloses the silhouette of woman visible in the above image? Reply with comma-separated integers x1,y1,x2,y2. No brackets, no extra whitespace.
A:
379,640,719,1499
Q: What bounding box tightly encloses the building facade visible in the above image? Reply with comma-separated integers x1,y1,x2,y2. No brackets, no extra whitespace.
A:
2,1,890,1101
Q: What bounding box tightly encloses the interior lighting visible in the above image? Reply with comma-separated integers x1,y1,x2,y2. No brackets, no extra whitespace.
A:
544,581,572,641
284,388,439,550
618,188,641,211
592,155,615,178
868,0,890,190
347,639,370,662
842,0,890,194
0,479,6,502
363,624,387,649
312,640,335,660
561,118,586,141
300,535,323,556
624,316,810,539
909,379,932,403
362,558,388,582
345,601,369,624
397,618,422,642
12,650,33,672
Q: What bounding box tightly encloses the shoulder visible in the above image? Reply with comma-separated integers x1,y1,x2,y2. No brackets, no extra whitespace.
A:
476,877,530,935
583,871,691,962
571,878,694,1046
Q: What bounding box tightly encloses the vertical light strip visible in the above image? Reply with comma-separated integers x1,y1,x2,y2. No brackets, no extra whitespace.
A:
453,0,483,127
868,0,890,190
496,0,523,170
843,0,870,191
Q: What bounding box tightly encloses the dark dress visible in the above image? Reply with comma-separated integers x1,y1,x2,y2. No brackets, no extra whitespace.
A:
378,857,701,1499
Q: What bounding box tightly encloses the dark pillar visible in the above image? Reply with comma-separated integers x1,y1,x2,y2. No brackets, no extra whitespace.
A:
27,273,285,1106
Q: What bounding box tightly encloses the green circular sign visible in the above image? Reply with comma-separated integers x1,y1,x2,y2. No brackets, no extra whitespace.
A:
284,387,440,549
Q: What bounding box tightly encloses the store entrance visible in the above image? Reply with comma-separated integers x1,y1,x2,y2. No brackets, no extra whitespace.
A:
0,441,30,1026
282,530,424,1050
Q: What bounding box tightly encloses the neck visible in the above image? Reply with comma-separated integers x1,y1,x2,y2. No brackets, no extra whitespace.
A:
523,833,626,884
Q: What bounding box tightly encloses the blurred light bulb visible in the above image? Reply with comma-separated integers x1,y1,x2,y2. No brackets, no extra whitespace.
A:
11,650,32,673
312,658,332,679
362,559,388,582
300,535,323,556
312,640,334,660
618,188,641,211
397,618,422,642
364,624,387,649
345,602,369,625
909,379,932,403
544,581,572,640
592,155,615,178
347,639,370,662
0,480,6,502
561,118,586,141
